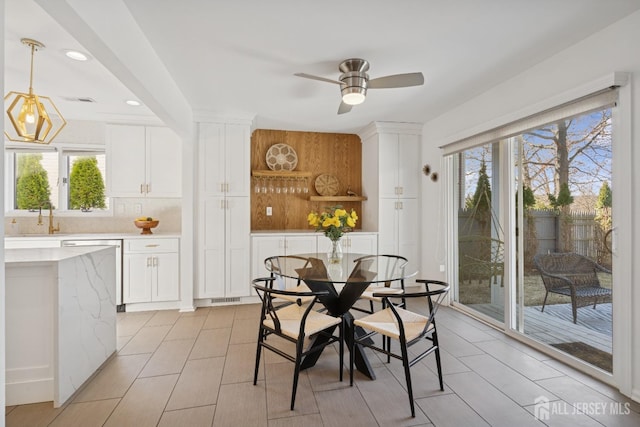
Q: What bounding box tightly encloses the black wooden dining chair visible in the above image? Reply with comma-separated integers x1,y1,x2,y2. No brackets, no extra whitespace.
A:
252,277,344,410
265,255,327,305
349,279,450,417
350,254,409,314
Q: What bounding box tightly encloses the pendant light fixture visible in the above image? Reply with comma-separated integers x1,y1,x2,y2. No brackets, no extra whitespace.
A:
4,38,66,144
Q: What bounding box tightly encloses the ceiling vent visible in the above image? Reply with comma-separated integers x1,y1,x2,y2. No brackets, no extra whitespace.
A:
66,97,96,103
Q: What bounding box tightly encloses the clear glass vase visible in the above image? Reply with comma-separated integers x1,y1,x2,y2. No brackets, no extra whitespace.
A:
328,238,343,264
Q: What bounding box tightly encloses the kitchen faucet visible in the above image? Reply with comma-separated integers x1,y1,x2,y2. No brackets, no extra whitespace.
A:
48,206,60,234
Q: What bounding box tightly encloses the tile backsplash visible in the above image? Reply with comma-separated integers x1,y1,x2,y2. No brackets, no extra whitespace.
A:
5,197,181,235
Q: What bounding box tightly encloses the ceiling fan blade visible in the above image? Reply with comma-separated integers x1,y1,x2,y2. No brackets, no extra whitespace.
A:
294,72,342,85
368,72,424,89
338,101,352,115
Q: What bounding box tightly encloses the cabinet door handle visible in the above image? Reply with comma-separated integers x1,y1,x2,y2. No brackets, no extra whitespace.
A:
146,257,151,267
147,183,151,194
145,244,159,248
220,200,225,209
153,257,158,267
140,184,145,194
225,182,230,193
398,186,403,195
398,201,403,210
220,183,224,193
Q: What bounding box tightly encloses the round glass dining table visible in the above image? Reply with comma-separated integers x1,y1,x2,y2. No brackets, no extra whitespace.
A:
265,252,417,379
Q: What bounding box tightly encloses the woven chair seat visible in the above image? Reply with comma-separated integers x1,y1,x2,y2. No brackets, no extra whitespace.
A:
274,284,314,304
355,306,433,342
263,303,341,340
359,285,404,302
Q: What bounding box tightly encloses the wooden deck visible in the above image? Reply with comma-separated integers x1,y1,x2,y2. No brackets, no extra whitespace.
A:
468,302,612,354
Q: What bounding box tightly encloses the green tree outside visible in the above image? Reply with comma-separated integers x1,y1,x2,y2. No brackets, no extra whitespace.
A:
596,181,612,209
69,157,106,211
548,182,574,252
466,160,492,232
595,181,612,253
16,154,52,210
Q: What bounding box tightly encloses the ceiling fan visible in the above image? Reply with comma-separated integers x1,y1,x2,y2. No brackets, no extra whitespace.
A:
295,58,424,114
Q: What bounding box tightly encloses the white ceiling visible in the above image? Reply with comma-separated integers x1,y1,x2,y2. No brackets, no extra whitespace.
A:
5,0,640,135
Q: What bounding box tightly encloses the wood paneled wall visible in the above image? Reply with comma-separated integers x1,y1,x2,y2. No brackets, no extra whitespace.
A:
251,129,362,230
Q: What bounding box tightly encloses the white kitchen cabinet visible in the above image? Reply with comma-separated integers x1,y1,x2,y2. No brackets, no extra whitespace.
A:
361,122,421,277
342,233,378,255
107,124,182,197
378,198,419,274
123,238,180,303
197,196,250,298
195,121,252,301
251,234,317,283
316,233,378,257
199,122,250,197
379,133,420,199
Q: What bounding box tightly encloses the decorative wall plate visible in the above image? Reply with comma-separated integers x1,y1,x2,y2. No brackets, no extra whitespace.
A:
266,143,298,171
314,174,339,196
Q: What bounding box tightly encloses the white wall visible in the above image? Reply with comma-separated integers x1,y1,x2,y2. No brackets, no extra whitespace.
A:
420,10,640,401
1,0,6,423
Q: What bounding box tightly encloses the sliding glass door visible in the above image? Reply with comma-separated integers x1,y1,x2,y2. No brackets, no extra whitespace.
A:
515,107,613,372
455,143,505,325
450,93,616,373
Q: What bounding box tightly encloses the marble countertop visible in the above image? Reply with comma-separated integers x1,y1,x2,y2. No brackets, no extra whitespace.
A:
5,232,181,241
5,246,115,264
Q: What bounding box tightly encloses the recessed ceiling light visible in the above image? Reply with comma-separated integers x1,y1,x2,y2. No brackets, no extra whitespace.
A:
64,50,90,61
125,100,142,106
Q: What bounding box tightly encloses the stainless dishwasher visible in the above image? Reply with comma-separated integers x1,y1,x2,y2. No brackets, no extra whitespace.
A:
61,239,124,311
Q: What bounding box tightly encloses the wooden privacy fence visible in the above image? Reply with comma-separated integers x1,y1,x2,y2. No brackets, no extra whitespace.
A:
458,209,611,270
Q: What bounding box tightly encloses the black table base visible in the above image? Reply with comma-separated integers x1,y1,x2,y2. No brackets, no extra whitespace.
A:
301,280,376,380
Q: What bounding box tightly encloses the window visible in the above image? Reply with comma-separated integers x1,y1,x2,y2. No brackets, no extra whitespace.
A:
5,146,110,215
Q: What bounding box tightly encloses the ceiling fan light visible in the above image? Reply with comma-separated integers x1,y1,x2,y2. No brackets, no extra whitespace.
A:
341,85,367,105
342,92,365,105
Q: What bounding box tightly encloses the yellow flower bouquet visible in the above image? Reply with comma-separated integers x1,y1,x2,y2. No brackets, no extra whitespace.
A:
307,205,358,241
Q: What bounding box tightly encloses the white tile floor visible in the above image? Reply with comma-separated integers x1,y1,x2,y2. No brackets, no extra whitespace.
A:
5,302,640,426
